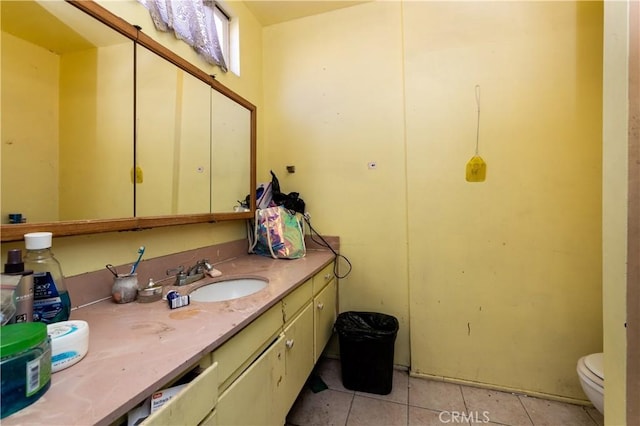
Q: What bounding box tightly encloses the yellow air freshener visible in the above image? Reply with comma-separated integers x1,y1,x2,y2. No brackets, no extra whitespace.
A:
466,155,486,182
466,84,486,183
130,166,144,184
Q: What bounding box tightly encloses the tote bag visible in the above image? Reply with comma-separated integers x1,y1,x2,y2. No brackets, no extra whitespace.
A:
249,206,306,259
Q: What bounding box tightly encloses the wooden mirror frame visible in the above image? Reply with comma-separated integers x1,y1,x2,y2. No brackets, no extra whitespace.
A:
0,0,256,242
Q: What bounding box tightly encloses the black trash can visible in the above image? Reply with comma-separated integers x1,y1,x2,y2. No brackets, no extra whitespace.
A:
335,311,399,395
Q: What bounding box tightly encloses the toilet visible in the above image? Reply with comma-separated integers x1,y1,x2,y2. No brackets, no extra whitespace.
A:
576,352,604,415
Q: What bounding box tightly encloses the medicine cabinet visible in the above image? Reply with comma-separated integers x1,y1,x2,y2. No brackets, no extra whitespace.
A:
0,0,256,242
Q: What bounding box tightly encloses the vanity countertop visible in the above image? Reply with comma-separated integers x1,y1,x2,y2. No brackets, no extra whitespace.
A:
2,249,336,426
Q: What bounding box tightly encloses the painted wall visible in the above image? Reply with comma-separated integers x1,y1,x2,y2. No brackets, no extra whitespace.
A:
262,0,603,400
405,1,603,401
1,33,60,223
602,1,630,423
59,43,134,220
263,1,411,366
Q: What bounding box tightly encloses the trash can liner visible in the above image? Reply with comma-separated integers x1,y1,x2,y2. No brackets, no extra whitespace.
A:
334,311,399,341
335,311,399,395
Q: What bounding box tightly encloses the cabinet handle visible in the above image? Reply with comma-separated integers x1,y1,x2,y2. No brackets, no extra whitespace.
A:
324,274,331,281
317,302,324,310
285,339,295,349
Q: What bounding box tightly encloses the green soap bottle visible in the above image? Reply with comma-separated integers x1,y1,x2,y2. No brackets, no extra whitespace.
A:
23,232,71,324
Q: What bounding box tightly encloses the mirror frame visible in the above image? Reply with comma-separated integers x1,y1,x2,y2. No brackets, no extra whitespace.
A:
0,0,256,242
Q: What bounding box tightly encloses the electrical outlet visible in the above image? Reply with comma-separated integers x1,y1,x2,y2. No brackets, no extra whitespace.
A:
367,161,377,169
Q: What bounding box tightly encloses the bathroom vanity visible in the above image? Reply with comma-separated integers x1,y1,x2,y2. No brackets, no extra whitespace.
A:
1,246,337,425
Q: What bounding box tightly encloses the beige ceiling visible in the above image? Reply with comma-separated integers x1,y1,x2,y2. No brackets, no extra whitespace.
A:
243,1,369,26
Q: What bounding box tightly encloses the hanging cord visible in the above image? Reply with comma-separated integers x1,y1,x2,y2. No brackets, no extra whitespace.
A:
475,84,481,156
302,214,352,279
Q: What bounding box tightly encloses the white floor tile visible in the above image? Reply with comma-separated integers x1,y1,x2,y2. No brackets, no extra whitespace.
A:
288,358,604,426
408,377,466,413
346,395,407,426
519,395,600,426
287,387,353,426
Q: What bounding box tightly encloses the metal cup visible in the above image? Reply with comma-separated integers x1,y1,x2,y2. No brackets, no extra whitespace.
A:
112,274,138,304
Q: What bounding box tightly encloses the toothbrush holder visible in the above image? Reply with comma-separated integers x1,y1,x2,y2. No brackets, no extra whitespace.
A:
112,274,138,304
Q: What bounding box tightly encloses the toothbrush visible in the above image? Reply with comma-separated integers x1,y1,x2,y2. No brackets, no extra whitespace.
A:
130,246,145,275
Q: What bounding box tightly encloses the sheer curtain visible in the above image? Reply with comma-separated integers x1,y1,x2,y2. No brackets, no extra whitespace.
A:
138,0,227,72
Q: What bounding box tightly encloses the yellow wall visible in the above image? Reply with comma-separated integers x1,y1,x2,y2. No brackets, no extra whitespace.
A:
602,1,630,423
58,43,134,220
135,46,182,216
405,1,603,401
263,1,411,365
263,0,603,399
1,33,60,223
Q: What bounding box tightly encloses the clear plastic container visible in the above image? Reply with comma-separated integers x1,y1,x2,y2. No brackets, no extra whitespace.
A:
24,232,71,324
0,322,52,418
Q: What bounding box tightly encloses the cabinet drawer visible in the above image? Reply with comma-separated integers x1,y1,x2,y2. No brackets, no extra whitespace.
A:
213,303,282,390
282,278,312,323
142,361,218,426
312,262,335,295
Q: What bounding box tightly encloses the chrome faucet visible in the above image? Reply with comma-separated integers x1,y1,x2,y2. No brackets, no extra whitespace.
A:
166,259,213,286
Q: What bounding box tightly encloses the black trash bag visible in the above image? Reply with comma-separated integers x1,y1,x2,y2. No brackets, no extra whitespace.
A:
335,312,399,342
270,170,282,198
270,170,305,214
335,312,399,395
242,170,305,213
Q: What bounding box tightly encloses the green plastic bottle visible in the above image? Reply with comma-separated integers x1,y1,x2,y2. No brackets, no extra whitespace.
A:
23,232,71,324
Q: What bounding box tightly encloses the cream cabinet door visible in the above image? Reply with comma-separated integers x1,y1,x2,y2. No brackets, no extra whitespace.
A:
278,303,314,420
216,335,285,426
314,279,337,362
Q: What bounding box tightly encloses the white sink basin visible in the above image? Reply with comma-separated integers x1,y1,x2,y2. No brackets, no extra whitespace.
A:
189,278,267,302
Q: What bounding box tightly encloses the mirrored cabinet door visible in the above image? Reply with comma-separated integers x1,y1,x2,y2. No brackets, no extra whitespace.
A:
1,0,134,223
211,90,252,213
0,0,256,242
135,45,211,216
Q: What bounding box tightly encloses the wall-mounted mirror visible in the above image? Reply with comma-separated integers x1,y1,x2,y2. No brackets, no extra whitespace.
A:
211,90,251,213
1,0,256,242
1,0,134,223
136,45,211,216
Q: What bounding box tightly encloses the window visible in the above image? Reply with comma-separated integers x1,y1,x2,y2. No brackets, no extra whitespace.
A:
208,2,230,67
138,0,228,72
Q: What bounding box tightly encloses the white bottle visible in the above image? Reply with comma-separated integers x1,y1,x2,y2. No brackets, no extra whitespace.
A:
24,232,71,324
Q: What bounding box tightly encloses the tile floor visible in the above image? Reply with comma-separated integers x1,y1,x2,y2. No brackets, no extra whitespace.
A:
286,358,604,426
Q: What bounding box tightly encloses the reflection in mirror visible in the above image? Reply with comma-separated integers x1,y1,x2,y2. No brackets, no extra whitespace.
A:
211,90,252,213
0,0,255,242
136,45,211,216
1,0,134,224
